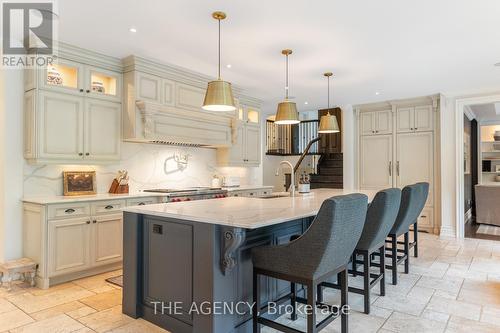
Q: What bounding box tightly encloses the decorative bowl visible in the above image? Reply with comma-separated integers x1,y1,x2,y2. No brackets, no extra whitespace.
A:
494,130,500,142
47,66,63,85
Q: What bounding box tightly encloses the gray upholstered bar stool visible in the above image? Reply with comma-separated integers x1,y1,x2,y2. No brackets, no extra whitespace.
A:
252,194,368,333
318,188,401,314
384,182,429,285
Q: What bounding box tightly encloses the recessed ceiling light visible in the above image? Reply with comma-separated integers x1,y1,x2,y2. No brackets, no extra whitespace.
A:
226,64,232,68
129,27,137,33
495,63,500,67
375,91,380,95
304,101,309,105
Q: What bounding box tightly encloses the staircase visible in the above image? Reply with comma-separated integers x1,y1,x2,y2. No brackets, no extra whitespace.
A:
310,153,343,189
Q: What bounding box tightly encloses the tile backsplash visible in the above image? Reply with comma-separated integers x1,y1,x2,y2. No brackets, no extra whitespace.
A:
24,142,261,196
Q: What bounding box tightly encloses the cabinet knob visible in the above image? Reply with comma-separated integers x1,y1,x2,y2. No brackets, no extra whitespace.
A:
86,220,90,224
86,89,90,93
79,89,84,93
415,128,418,130
78,153,83,156
85,153,90,156
93,220,97,223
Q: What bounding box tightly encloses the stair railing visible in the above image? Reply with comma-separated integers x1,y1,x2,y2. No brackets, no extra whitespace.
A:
294,137,321,174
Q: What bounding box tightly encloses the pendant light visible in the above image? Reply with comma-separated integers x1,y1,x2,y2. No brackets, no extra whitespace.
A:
275,49,300,125
202,11,236,112
318,72,340,133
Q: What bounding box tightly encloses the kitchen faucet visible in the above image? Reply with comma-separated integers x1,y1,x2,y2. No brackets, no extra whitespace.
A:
277,160,295,197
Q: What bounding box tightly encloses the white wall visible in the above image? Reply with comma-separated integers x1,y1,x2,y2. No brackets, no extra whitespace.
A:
0,69,25,261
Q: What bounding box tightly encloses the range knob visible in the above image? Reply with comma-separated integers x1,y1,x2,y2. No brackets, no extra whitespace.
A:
185,198,191,201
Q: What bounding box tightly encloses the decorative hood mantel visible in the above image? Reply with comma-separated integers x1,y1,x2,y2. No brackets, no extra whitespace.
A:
133,100,232,147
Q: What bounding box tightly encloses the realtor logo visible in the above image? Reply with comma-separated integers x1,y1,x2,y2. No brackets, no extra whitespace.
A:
2,2,53,54
2,1,57,68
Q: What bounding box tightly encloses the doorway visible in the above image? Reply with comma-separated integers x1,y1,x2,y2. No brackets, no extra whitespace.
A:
462,102,500,241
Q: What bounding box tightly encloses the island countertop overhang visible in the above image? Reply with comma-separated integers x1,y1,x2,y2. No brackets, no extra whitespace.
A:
123,188,377,229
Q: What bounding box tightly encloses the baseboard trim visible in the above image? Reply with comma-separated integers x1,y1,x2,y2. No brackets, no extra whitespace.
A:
440,225,456,238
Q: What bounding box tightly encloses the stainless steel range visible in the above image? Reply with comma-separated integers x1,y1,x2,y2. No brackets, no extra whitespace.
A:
143,187,228,202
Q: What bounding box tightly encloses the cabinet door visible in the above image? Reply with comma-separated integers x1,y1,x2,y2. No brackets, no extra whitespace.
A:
48,217,91,277
38,91,85,160
359,135,393,190
84,99,121,161
228,125,245,164
375,110,393,135
41,59,85,95
397,107,414,133
85,66,122,102
360,112,375,135
91,213,123,266
136,72,161,104
396,132,434,205
414,106,433,132
245,125,261,164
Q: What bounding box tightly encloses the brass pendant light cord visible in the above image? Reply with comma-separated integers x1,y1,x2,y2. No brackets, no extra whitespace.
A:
327,74,330,110
218,18,221,80
285,53,289,99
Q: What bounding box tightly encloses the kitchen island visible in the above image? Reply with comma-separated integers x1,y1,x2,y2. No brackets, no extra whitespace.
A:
122,189,376,333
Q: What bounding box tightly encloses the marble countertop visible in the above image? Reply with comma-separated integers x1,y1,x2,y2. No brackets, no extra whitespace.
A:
123,189,377,229
22,185,274,205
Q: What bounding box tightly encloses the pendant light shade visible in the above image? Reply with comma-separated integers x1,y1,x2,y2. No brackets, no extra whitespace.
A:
202,11,236,112
275,100,299,125
274,49,300,125
318,72,340,133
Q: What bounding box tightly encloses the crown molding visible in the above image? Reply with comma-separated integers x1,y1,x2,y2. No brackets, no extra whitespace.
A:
55,41,122,72
463,105,476,121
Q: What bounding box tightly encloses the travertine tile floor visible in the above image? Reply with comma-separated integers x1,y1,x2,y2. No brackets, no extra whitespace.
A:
1,233,500,332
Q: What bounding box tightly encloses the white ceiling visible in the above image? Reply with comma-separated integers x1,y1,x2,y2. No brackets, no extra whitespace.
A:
56,0,500,114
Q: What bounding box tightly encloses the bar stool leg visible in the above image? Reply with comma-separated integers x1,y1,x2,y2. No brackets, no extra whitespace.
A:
307,282,317,333
363,251,370,314
317,284,323,303
291,282,297,321
404,232,410,274
413,222,419,257
380,245,386,296
253,271,261,333
391,236,398,285
339,269,348,333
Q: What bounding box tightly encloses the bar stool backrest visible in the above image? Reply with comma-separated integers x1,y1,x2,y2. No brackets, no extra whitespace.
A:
390,183,429,236
356,188,402,251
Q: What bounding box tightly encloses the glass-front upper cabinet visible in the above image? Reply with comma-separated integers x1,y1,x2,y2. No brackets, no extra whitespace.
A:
42,59,84,94
85,66,121,101
238,104,260,126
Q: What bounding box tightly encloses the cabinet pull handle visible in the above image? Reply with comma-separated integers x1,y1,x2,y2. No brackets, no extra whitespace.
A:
415,128,418,131
93,220,97,223
64,208,75,214
79,89,84,92
86,220,91,224
138,202,146,206
104,205,114,210
389,161,392,176
78,153,83,156
421,215,427,218
86,89,90,93
85,153,89,156
396,161,400,176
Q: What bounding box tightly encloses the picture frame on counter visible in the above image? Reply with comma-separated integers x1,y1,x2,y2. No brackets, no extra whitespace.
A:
63,171,97,196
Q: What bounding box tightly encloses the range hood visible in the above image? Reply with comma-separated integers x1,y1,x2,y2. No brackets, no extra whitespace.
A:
124,100,232,147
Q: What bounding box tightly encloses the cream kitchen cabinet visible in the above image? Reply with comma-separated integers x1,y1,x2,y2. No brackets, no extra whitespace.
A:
217,106,261,166
23,196,161,289
24,90,121,164
48,217,91,277
26,59,122,102
397,105,433,133
360,110,392,135
359,135,393,190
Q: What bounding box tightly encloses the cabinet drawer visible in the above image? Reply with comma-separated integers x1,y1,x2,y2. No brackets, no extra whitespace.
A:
91,200,126,215
126,197,158,207
48,203,90,220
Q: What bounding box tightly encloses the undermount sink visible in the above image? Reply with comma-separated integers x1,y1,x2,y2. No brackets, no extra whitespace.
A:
255,192,291,199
